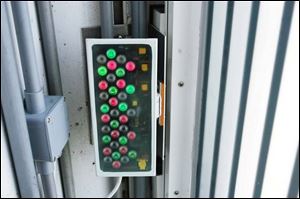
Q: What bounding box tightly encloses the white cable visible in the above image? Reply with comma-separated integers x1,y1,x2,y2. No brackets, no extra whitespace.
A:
106,177,123,198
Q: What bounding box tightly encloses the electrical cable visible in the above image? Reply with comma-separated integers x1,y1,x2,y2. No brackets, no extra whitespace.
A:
105,177,123,198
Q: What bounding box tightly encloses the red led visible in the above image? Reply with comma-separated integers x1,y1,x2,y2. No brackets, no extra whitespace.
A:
110,130,120,139
127,131,136,141
101,114,110,123
116,79,126,89
112,161,121,169
107,60,117,70
103,147,112,156
98,80,108,90
125,61,136,72
119,115,128,124
109,97,118,107
119,146,128,155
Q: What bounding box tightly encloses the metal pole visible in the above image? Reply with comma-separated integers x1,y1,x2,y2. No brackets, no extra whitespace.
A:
11,1,46,114
36,2,75,197
138,1,147,38
11,2,57,198
1,2,40,197
131,1,139,38
100,1,114,38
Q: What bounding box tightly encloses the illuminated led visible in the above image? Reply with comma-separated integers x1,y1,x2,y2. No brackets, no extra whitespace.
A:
106,48,116,59
112,152,121,160
112,161,121,169
116,68,126,77
118,102,128,112
102,135,111,144
116,79,126,89
101,114,110,123
110,120,119,129
108,86,118,95
125,85,135,94
119,136,128,145
128,150,137,159
100,104,110,113
97,66,107,76
119,115,128,124
107,60,117,70
103,147,112,156
125,61,136,71
110,130,120,139
132,100,138,107
127,131,136,141
119,146,128,155
109,97,118,107
98,80,108,90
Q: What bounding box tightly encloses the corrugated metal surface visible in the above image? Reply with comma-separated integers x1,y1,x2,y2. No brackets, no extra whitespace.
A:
196,1,299,198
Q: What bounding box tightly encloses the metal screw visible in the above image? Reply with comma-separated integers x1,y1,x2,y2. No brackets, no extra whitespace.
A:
178,81,184,87
47,117,51,123
174,190,179,195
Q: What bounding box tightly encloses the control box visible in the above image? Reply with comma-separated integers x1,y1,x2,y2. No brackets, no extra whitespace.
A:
86,38,158,176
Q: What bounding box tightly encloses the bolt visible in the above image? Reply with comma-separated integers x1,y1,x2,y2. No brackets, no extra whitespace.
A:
174,191,179,195
178,81,184,87
47,117,51,123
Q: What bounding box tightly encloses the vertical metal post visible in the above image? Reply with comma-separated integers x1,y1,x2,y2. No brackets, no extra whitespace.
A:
36,2,75,197
11,1,57,198
100,1,114,38
1,2,40,197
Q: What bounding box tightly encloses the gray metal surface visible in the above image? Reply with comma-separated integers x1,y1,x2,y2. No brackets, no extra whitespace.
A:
1,2,40,197
100,1,114,38
11,1,46,114
36,1,75,197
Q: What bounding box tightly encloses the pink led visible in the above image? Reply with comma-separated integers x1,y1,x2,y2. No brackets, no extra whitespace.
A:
125,61,136,72
119,146,128,155
102,147,112,156
116,79,126,89
107,60,117,70
101,114,110,123
112,161,121,169
98,80,108,90
119,115,128,124
109,97,118,107
110,130,120,139
127,131,136,141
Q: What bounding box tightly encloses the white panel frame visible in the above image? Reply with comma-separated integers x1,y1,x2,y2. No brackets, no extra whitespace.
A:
86,38,158,177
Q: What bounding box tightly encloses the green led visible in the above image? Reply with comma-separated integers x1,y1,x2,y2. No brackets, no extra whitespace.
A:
97,66,107,76
112,151,121,160
125,85,135,94
100,104,110,113
110,120,119,129
108,86,118,95
102,135,111,144
106,48,116,59
128,150,137,159
118,102,128,112
119,136,128,145
116,68,125,77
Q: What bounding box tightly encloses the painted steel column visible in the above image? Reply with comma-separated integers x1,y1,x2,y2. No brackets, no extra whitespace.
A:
36,2,75,197
100,1,114,38
1,2,40,197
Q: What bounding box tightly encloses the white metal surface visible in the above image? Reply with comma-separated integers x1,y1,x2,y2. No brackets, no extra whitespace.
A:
165,1,204,198
86,38,158,177
199,2,227,197
215,2,252,197
1,116,19,198
261,3,299,197
51,1,113,197
234,2,284,197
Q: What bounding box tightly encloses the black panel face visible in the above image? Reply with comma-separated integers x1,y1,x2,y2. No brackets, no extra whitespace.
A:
92,44,153,172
